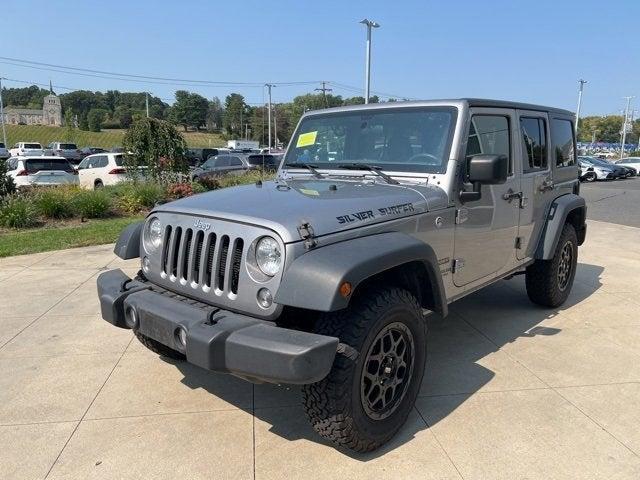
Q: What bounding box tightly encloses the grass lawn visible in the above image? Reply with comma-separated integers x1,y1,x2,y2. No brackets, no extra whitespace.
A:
4,124,226,149
0,215,144,258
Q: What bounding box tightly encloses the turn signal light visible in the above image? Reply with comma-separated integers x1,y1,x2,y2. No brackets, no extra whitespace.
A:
339,282,352,298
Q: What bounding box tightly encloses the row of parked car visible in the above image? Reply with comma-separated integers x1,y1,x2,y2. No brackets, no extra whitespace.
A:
578,156,640,182
2,141,284,190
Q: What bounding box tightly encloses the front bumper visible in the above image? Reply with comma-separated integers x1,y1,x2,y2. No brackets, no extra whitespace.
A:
97,269,338,384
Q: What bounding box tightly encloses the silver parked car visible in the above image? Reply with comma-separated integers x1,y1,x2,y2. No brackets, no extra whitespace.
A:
190,154,251,180
47,142,84,164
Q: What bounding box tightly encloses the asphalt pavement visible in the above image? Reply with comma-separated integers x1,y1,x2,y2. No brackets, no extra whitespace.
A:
580,176,640,228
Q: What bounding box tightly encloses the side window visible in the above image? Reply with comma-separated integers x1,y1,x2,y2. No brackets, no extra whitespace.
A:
551,119,575,168
229,156,243,166
465,115,511,174
214,156,230,168
96,156,108,168
520,117,548,172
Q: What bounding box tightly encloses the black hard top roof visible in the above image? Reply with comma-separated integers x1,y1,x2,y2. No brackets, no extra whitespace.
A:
464,98,573,116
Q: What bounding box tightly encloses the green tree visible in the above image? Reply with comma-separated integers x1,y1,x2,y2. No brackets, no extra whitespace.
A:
0,160,16,198
169,90,209,131
206,97,224,132
114,105,134,128
223,93,247,137
63,109,77,142
123,118,187,180
87,108,107,132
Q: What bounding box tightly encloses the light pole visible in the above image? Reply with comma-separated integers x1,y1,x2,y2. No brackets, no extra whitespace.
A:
575,79,587,137
359,18,380,104
621,96,634,159
265,84,275,152
0,77,6,147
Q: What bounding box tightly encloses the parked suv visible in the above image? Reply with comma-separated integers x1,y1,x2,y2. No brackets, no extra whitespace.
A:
98,99,586,452
47,142,84,164
190,154,250,180
9,142,44,157
5,156,78,188
77,153,127,189
0,142,9,160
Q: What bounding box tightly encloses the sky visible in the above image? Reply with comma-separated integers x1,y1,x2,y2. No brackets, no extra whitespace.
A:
1,0,638,116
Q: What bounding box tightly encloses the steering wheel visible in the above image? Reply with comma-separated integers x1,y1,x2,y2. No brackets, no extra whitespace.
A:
407,153,439,164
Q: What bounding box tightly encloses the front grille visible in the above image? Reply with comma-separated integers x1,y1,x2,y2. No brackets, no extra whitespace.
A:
161,227,244,295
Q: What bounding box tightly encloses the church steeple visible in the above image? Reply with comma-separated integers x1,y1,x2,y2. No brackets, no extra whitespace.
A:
49,80,53,94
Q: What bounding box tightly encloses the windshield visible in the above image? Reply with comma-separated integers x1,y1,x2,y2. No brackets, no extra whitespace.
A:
24,143,42,149
59,143,77,150
284,107,457,174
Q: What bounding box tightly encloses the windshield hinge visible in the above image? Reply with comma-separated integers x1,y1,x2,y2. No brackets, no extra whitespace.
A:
297,222,317,249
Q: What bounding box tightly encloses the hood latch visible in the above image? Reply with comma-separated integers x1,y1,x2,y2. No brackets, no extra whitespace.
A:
297,222,317,249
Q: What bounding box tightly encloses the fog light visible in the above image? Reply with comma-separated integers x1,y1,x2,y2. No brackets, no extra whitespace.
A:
125,306,138,329
176,326,187,347
142,256,150,272
257,288,273,309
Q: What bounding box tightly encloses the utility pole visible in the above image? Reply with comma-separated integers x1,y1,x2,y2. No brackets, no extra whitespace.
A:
265,84,274,152
273,104,278,150
621,96,634,159
575,79,587,137
145,92,149,118
0,77,6,147
315,81,333,107
359,19,380,104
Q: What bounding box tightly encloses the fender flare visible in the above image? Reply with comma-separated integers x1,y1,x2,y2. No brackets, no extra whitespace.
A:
114,221,143,260
274,232,448,316
535,194,586,260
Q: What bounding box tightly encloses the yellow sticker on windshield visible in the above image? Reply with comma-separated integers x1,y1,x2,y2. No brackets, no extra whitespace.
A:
296,131,317,148
299,188,319,196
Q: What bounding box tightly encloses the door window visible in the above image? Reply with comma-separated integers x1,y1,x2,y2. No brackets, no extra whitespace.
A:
551,119,576,168
229,156,243,166
214,156,230,168
465,115,511,174
520,117,548,172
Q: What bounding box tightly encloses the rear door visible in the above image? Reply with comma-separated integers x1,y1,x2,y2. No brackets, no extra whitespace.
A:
26,158,76,185
516,110,554,260
453,108,521,286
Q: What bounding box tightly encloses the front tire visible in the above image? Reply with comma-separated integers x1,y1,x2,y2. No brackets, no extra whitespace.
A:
302,287,427,452
583,172,596,182
525,223,578,307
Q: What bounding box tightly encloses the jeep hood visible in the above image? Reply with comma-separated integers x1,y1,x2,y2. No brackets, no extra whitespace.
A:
154,178,448,243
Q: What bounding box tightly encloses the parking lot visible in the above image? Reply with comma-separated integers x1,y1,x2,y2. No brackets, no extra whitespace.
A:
581,176,640,228
0,214,638,480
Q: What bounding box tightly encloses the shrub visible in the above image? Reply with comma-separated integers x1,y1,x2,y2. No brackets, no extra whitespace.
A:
0,195,39,228
73,190,112,218
190,182,207,194
196,175,221,191
0,160,16,198
166,182,193,200
34,187,75,219
111,181,165,214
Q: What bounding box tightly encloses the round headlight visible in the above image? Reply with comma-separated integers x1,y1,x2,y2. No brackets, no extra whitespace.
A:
144,218,163,252
255,236,282,276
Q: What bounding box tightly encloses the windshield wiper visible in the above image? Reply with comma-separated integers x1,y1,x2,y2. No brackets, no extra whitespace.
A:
336,163,399,185
283,162,323,178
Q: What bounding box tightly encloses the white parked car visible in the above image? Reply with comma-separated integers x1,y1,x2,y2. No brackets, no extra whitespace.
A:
614,157,640,175
77,153,127,189
0,142,9,160
5,156,79,188
9,142,44,157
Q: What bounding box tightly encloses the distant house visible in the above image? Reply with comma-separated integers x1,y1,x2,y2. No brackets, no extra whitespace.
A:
1,87,63,126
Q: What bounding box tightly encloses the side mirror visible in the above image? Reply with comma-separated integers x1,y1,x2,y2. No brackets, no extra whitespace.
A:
459,154,508,202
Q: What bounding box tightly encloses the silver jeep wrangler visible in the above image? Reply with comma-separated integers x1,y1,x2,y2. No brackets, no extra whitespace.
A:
98,99,586,452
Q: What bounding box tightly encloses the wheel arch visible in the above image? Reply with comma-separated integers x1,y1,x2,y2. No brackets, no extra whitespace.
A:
535,193,586,260
274,232,448,317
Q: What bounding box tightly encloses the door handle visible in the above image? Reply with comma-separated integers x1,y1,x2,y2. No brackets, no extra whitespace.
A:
539,179,554,192
502,189,523,202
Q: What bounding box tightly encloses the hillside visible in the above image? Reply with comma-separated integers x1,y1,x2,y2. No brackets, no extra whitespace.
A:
2,124,226,149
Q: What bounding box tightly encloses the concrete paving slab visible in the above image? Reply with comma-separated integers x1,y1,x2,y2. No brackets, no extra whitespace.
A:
0,250,55,269
0,314,132,358
46,411,253,480
254,407,462,480
0,354,120,424
86,348,252,419
0,294,62,319
0,421,77,480
417,390,640,479
4,267,97,296
0,316,38,347
30,244,116,270
46,286,105,316
0,268,23,283
558,383,640,455
253,383,300,409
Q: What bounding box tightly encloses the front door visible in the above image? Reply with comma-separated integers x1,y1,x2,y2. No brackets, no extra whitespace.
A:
453,108,521,287
515,110,554,260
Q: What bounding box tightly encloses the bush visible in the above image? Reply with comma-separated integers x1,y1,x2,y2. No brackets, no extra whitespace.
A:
0,195,39,228
166,182,193,200
34,187,75,219
196,175,221,191
111,181,165,214
190,182,207,194
73,189,112,218
0,160,16,198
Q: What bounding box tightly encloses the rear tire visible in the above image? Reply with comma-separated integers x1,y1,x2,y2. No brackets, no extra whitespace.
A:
525,223,578,307
302,287,427,452
94,180,104,189
134,330,185,360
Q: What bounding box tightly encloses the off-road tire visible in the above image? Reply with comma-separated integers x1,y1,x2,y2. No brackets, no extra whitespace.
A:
526,223,578,307
134,330,185,360
302,287,427,452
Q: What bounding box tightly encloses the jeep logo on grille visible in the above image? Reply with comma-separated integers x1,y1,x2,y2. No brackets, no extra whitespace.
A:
193,219,211,231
